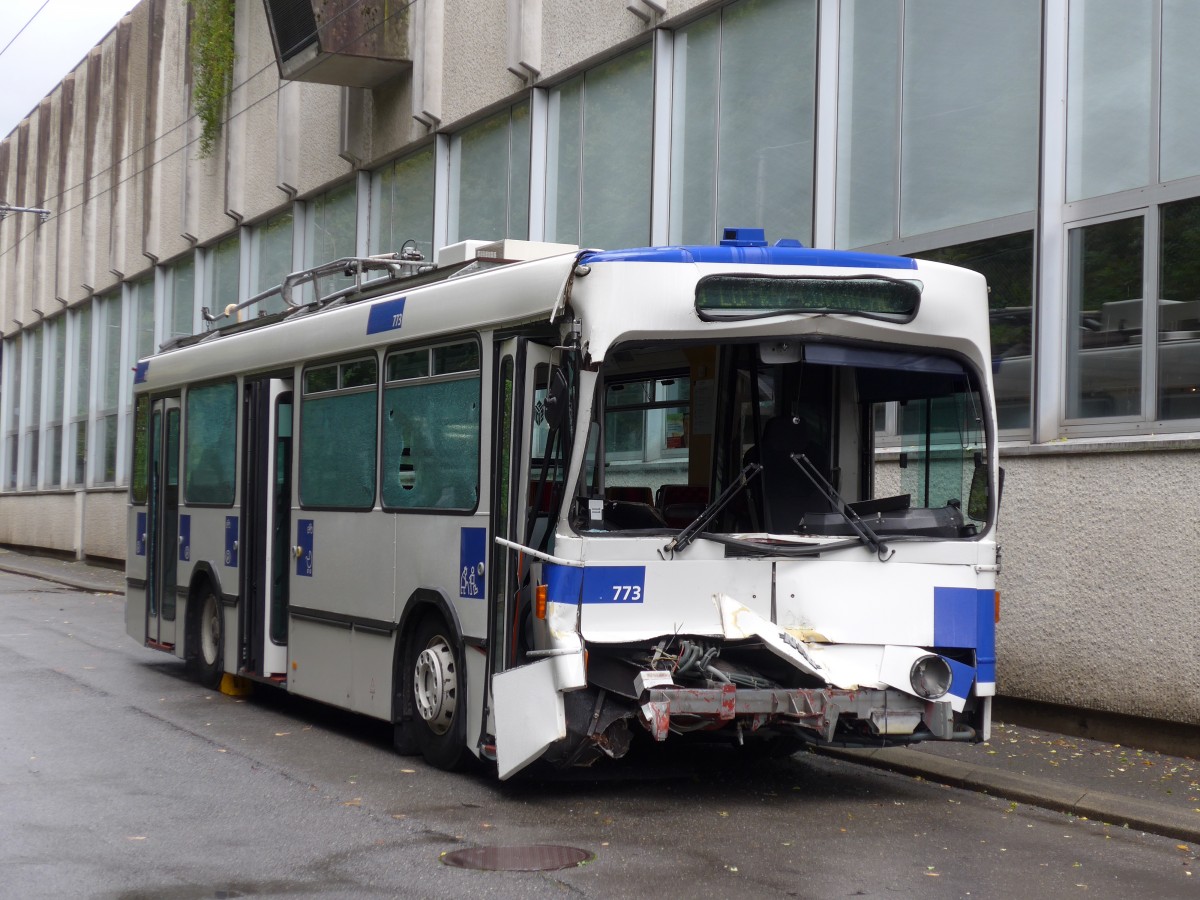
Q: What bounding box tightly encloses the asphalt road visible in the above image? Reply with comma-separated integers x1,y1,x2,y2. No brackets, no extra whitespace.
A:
1,570,1195,899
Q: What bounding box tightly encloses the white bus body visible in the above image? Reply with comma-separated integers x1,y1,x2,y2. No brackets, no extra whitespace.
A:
126,228,999,779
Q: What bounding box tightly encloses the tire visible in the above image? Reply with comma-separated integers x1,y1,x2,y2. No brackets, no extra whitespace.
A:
188,587,223,688
408,614,468,771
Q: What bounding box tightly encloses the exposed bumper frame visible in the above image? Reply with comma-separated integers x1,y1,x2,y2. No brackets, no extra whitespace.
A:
639,684,954,743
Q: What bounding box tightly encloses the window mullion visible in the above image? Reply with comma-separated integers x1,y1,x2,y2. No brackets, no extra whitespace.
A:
1143,207,1160,421
650,28,673,247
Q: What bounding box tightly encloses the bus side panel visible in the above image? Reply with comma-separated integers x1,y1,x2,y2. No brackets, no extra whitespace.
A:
287,510,396,710
184,506,236,662
394,512,491,642
350,629,396,720
289,510,396,623
181,507,234,572
289,619,353,707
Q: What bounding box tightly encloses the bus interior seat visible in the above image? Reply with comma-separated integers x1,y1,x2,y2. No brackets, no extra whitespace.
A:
757,416,832,532
656,484,709,528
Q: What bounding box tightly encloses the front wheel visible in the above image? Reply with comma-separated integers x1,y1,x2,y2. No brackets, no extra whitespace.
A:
188,588,223,688
408,615,467,771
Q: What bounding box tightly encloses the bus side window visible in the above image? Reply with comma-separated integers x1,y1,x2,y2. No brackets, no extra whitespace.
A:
299,359,378,509
381,341,481,511
184,381,237,505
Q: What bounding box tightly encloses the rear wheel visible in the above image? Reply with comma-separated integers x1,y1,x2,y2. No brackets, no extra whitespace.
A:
409,615,467,770
188,588,223,688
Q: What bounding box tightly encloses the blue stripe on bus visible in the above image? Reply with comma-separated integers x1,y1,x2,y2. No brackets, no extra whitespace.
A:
134,361,150,384
934,587,996,686
366,296,407,335
544,564,646,604
944,655,976,701
577,245,917,270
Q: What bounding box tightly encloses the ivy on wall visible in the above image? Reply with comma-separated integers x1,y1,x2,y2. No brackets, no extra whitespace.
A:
190,0,236,159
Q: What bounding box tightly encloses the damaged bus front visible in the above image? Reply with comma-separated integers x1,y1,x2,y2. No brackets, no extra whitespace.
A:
491,238,999,779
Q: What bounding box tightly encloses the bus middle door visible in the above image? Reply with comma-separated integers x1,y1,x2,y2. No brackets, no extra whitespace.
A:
146,396,181,649
239,377,293,679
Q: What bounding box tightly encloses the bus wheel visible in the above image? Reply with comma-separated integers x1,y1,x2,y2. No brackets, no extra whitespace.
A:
188,588,223,688
409,616,466,770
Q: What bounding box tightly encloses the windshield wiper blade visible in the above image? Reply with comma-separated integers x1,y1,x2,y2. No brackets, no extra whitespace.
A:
790,454,893,561
661,463,762,557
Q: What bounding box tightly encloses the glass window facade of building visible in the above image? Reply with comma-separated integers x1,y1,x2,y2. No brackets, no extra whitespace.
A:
837,0,1041,247
670,0,817,245
95,293,123,484
134,277,154,362
24,327,43,487
449,102,531,244
546,44,653,249
169,255,196,341
837,0,1041,434
205,234,241,321
914,232,1035,432
70,305,91,487
46,317,66,488
251,211,295,315
371,146,435,263
1062,0,1200,431
13,0,1200,517
1067,0,1154,202
4,336,21,489
305,181,358,301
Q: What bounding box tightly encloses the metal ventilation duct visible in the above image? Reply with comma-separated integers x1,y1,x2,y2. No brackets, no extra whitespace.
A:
261,0,411,88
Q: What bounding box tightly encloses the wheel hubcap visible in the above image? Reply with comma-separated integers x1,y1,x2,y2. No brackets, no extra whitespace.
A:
414,635,457,735
200,595,219,666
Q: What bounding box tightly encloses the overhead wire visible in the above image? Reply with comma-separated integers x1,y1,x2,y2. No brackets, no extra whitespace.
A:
0,0,420,265
0,0,53,62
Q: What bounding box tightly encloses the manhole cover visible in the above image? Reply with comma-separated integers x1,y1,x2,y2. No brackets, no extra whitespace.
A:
440,844,594,872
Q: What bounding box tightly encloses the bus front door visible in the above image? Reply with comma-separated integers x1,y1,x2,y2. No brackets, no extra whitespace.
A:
488,338,565,777
146,397,181,649
239,377,293,678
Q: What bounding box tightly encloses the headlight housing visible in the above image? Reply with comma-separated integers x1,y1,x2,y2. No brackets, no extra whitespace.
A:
910,654,953,700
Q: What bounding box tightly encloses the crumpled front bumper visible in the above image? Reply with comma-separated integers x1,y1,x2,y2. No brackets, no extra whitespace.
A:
639,684,955,744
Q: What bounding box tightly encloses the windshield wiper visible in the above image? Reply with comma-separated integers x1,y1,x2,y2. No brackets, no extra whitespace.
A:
790,454,893,561
661,463,762,557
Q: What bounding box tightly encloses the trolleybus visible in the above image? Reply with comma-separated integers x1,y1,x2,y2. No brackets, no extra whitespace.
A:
126,227,1000,778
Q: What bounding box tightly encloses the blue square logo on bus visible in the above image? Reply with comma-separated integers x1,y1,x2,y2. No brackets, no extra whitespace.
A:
296,519,314,578
459,527,486,599
366,296,406,335
179,515,191,562
224,516,239,568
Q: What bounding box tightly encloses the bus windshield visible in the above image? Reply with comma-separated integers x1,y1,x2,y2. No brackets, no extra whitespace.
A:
575,337,991,541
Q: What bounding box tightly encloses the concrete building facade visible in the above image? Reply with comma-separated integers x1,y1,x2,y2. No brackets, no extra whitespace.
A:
2,0,1198,727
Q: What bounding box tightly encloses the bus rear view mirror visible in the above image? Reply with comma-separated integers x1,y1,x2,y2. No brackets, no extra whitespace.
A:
967,461,1003,522
544,367,570,430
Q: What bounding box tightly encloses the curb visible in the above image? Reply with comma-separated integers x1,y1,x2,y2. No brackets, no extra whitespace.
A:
0,561,124,596
820,746,1200,844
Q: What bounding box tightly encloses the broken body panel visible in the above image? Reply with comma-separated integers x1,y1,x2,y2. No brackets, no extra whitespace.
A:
492,235,998,778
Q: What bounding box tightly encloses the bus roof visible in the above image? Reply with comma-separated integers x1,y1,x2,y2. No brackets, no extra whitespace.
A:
133,235,990,392
578,244,917,270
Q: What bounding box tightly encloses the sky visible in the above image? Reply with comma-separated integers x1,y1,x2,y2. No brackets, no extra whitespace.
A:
0,0,137,140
